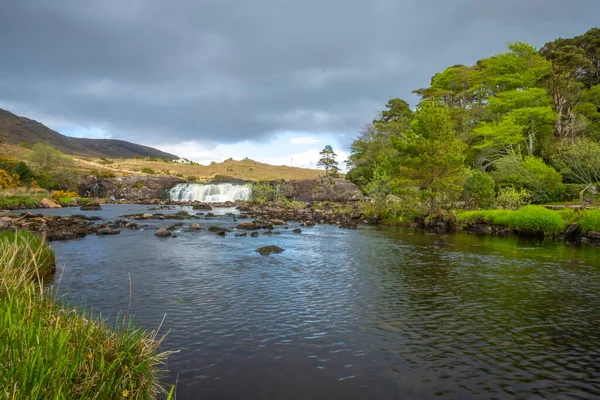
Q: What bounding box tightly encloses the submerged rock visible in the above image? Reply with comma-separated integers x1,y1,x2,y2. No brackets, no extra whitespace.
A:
155,228,172,237
587,231,600,241
192,203,213,210
292,228,302,234
250,232,259,237
256,245,285,255
237,221,259,230
235,232,248,237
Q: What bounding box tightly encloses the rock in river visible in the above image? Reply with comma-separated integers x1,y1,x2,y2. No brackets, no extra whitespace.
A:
41,198,61,209
256,245,285,255
81,203,102,211
155,228,172,237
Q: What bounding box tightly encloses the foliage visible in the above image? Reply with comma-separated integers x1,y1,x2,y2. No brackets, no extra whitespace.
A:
0,168,20,189
0,158,34,185
317,145,340,176
551,139,600,185
391,101,468,211
27,144,79,190
492,155,563,203
99,170,116,179
141,167,155,174
250,181,284,204
495,186,532,209
51,190,79,200
461,169,496,209
0,232,172,399
18,142,32,150
458,205,564,236
98,157,114,165
133,181,145,189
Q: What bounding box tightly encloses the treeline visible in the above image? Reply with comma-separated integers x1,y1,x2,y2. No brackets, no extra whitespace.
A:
347,27,600,218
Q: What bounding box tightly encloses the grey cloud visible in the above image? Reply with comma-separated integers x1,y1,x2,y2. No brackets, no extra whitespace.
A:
1,0,599,148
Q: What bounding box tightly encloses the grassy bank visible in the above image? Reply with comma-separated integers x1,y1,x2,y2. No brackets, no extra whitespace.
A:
0,187,49,208
0,231,172,399
457,205,600,236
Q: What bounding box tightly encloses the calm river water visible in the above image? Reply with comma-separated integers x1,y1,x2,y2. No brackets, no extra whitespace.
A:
28,205,600,399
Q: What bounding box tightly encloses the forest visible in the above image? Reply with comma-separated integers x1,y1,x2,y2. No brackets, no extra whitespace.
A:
346,27,600,220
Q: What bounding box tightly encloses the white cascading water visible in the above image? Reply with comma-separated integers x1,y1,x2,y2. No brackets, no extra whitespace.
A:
169,183,252,202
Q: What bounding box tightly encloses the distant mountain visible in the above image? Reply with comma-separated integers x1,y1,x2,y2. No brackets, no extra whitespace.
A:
0,108,178,159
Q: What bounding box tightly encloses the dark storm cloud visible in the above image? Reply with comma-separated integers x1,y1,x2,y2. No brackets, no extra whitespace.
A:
1,0,599,146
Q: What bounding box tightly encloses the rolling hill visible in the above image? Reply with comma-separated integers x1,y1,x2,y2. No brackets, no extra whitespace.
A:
0,108,178,159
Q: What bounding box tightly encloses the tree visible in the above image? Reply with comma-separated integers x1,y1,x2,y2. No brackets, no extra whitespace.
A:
391,101,468,210
551,139,600,185
317,145,340,176
27,144,79,190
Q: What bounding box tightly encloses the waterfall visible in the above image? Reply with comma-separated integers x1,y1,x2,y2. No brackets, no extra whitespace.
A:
169,183,252,202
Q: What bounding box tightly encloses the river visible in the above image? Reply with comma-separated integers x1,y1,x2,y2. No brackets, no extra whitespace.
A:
29,204,600,399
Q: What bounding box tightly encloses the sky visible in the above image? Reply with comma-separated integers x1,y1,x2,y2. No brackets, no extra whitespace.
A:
1,0,599,169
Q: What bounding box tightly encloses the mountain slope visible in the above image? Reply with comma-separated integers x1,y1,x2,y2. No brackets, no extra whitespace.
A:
0,108,178,159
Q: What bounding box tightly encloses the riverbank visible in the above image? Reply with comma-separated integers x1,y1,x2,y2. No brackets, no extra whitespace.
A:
0,230,172,399
3,200,600,244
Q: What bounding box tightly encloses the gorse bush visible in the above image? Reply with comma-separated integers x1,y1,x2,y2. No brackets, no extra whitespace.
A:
0,168,20,189
0,231,173,399
51,190,80,199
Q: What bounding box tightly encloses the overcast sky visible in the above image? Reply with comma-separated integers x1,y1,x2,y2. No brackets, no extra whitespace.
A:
1,1,599,168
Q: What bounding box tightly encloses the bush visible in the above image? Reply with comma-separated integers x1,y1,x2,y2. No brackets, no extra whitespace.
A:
461,169,495,209
98,170,116,179
133,181,145,189
186,176,199,182
496,186,532,210
97,157,114,165
141,167,155,174
27,144,78,190
492,155,563,203
51,190,79,199
0,168,20,189
18,142,32,150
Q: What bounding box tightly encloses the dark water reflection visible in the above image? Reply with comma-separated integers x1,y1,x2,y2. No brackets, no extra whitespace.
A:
31,205,600,399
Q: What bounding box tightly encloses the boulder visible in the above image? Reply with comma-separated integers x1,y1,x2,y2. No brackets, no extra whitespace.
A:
587,231,600,241
564,223,582,241
237,221,259,230
155,228,172,237
192,203,213,210
235,232,248,237
41,198,61,209
256,245,285,255
142,213,153,219
269,219,287,226
189,223,202,231
80,203,102,211
292,228,302,234
97,227,120,235
283,177,363,202
250,232,259,237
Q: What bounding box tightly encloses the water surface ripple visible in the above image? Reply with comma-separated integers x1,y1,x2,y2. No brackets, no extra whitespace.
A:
35,205,600,399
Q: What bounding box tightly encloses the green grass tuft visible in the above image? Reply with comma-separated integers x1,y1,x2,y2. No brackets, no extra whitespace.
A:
0,231,172,399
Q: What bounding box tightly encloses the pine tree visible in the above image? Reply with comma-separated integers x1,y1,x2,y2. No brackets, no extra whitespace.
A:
317,145,340,176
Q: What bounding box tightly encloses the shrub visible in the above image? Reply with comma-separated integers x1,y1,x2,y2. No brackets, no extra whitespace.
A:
496,186,532,210
51,190,79,199
133,181,145,189
212,174,233,182
461,169,495,209
0,168,20,189
186,176,199,182
97,157,114,165
27,144,79,190
492,155,563,203
141,167,155,174
18,142,32,150
98,170,116,179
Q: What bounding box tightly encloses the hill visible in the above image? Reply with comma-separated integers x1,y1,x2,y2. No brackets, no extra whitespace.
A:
0,108,177,159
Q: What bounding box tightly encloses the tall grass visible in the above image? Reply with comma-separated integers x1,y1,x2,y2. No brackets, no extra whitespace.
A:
557,208,600,234
0,231,172,399
458,205,564,236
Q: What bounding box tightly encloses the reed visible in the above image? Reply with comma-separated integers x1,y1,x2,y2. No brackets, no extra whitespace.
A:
0,231,172,399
